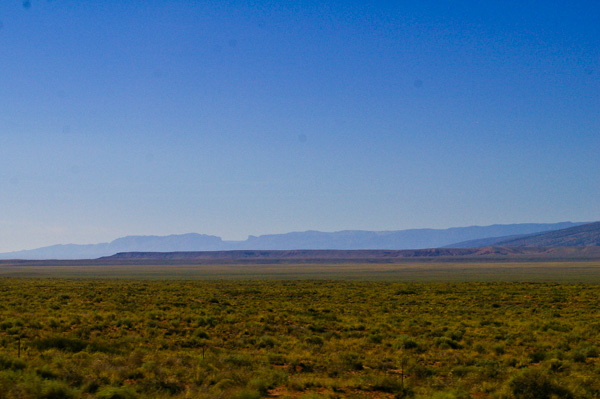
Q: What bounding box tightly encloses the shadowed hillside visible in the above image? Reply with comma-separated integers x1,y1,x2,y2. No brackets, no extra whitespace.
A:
495,222,600,247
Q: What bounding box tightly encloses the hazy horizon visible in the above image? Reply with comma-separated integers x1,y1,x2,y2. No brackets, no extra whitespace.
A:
0,220,591,254
1,1,598,252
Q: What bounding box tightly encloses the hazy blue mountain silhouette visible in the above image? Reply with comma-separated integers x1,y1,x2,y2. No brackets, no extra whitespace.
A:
0,222,586,260
446,222,600,248
239,223,582,250
495,222,600,247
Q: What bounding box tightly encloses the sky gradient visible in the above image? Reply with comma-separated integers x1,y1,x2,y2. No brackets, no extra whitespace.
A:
0,1,599,252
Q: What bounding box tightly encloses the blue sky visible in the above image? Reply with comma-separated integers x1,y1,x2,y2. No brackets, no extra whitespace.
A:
0,1,598,251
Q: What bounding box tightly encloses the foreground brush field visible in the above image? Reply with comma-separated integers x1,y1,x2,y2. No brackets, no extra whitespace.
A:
1,273,600,399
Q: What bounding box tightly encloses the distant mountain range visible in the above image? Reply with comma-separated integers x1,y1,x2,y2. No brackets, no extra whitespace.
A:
448,222,600,248
495,221,600,247
0,221,588,260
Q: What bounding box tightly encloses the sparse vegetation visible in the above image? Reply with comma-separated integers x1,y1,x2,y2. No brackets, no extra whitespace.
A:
1,278,600,398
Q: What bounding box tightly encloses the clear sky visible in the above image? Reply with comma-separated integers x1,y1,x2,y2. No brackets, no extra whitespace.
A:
0,1,598,252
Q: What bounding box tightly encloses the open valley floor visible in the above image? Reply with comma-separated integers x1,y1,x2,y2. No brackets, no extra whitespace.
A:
1,262,600,398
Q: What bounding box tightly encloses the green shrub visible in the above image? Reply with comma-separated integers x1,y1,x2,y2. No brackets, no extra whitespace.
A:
446,329,464,341
40,380,77,399
34,337,88,352
305,335,324,346
248,370,286,395
509,369,572,399
224,354,253,367
572,350,586,363
116,318,133,328
434,336,461,349
369,375,404,393
430,390,470,399
395,335,419,350
0,355,25,371
231,390,261,399
549,358,567,372
267,353,286,365
192,329,210,339
528,350,546,363
0,320,13,330
289,359,314,373
451,365,474,377
338,352,363,371
574,345,599,361
411,364,435,379
96,385,137,399
36,365,60,380
33,337,115,353
368,333,384,344
258,335,276,348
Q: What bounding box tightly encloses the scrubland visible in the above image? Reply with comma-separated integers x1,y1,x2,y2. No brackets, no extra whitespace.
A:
1,277,600,398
